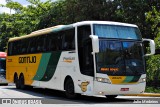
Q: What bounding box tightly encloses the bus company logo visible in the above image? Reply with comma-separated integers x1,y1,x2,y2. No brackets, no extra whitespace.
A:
78,81,90,92
19,56,36,63
63,57,75,63
112,77,122,79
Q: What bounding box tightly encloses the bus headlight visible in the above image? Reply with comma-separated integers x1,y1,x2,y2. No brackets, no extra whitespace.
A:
138,78,146,83
96,77,111,84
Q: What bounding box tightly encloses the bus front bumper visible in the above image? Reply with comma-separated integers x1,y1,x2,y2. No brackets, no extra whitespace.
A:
93,81,146,96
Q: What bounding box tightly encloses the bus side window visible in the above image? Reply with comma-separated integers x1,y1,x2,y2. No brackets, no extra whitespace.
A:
21,39,29,54
45,34,51,51
28,37,37,53
12,41,21,55
42,35,47,52
48,33,59,51
47,34,52,51
51,32,63,51
62,28,75,50
8,42,13,56
12,42,16,55
57,34,63,50
36,36,44,52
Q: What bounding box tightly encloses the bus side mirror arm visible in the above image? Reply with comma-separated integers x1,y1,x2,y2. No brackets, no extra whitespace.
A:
90,35,99,54
143,38,155,56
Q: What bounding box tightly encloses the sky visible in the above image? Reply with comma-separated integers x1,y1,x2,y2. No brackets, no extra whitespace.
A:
0,0,56,14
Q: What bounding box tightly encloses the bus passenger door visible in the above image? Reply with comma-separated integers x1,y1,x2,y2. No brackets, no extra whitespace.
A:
77,25,94,95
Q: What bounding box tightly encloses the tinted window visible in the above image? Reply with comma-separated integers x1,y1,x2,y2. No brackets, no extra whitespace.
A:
28,37,37,53
8,28,75,55
36,36,46,52
8,42,13,56
20,39,29,54
47,32,62,51
12,40,21,55
62,29,75,50
48,28,75,52
96,40,144,76
96,40,125,75
78,25,94,76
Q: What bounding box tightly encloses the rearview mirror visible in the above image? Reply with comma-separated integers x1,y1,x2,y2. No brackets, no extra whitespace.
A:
90,35,99,54
143,38,155,56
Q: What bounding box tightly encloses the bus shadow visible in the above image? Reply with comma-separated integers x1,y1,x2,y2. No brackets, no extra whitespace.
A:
5,85,133,104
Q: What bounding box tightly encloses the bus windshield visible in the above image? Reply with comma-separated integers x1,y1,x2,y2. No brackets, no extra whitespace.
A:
93,24,142,40
96,40,145,76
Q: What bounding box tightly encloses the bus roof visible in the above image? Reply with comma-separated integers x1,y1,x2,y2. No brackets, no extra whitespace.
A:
8,24,73,42
73,21,138,27
0,52,7,58
8,21,138,42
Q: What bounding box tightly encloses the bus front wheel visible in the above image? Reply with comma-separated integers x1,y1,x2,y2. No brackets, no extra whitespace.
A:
64,78,77,99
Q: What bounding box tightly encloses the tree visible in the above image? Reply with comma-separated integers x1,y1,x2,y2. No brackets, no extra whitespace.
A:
0,0,54,51
146,7,160,87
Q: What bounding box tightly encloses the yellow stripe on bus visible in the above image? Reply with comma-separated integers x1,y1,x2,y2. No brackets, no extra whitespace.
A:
6,54,42,85
108,76,126,84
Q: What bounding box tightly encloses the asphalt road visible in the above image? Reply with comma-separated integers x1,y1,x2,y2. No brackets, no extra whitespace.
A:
0,84,160,105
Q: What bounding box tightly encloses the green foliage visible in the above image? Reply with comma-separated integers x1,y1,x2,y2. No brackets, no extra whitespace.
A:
0,0,53,51
145,87,160,93
146,7,160,40
146,7,160,87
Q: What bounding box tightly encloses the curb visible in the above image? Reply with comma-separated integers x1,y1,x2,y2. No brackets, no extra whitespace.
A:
125,93,160,97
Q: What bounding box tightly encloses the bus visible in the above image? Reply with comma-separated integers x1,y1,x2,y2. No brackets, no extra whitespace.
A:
0,52,8,85
6,21,155,99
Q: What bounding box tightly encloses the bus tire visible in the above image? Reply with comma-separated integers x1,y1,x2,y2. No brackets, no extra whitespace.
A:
64,78,77,99
105,95,117,99
19,74,25,90
14,74,17,83
14,75,20,89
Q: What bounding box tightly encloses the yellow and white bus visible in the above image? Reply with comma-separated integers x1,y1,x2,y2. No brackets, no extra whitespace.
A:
6,21,155,99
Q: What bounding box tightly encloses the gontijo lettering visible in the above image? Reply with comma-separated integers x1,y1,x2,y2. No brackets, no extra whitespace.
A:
19,56,36,63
